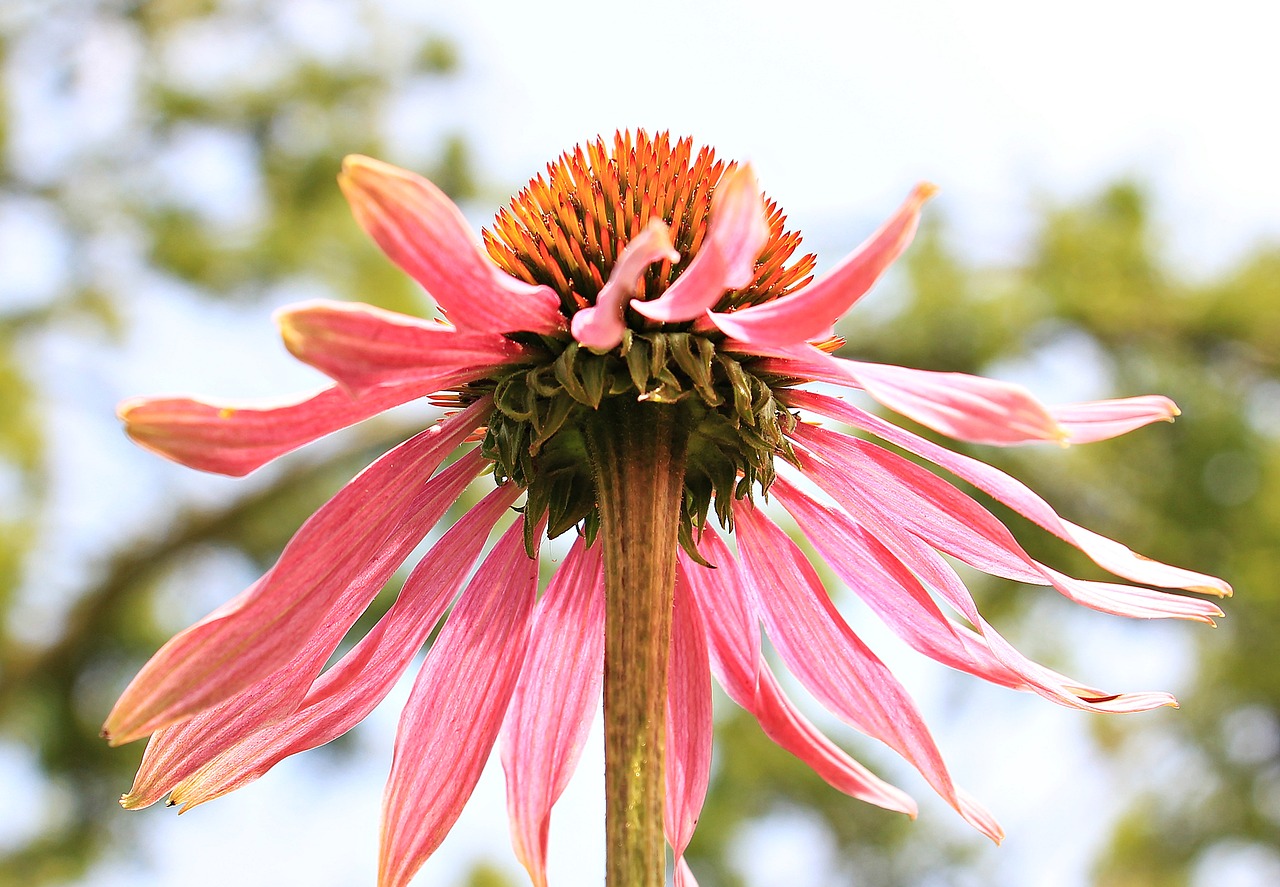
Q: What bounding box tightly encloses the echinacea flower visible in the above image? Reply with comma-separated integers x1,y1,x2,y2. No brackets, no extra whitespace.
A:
106,131,1230,887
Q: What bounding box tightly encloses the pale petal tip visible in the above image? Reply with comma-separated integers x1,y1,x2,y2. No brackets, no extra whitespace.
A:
115,397,147,424
915,181,941,202
339,153,383,178
99,721,125,748
274,312,305,358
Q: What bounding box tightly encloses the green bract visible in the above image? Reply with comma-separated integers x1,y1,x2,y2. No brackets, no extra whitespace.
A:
467,329,798,557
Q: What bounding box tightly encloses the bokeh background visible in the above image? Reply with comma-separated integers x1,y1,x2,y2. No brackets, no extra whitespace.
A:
2,1,1278,885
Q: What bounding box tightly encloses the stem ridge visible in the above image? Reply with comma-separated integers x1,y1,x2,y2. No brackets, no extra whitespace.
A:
586,398,690,887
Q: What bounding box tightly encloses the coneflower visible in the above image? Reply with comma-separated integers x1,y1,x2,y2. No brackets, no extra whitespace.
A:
105,131,1229,887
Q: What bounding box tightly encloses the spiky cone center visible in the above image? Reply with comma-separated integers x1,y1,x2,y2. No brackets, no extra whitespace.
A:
468,131,818,554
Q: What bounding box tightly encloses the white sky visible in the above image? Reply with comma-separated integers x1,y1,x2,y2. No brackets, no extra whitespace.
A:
14,1,1278,886
420,0,1280,275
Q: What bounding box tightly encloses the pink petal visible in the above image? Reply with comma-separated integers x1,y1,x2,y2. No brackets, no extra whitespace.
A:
379,518,539,887
677,531,759,697
102,400,490,746
679,533,918,817
664,572,713,872
732,499,1002,842
128,482,519,811
709,183,935,346
792,423,1223,625
631,164,769,323
1051,395,1180,443
841,360,1065,445
339,155,565,335
276,299,530,394
786,388,1232,597
770,475,1022,689
571,221,680,350
772,475,1180,713
500,539,605,887
675,857,700,887
118,381,442,477
751,344,1065,445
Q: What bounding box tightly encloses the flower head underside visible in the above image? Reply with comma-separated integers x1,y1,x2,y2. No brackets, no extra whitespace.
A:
106,130,1230,887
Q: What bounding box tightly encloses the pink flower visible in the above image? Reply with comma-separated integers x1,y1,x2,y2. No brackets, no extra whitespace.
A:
106,132,1229,887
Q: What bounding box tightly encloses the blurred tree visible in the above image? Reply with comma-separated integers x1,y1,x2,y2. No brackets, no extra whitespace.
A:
0,1,480,883
1,3,1275,884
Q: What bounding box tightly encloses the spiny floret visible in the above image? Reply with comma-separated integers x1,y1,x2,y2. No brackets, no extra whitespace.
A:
483,130,816,318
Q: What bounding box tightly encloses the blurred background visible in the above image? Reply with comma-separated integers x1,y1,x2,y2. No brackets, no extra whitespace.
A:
1,1,1277,885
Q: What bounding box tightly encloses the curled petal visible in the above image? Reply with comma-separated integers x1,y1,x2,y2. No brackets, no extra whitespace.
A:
339,155,565,335
678,540,916,816
787,388,1231,597
1052,395,1180,443
792,423,1223,626
841,359,1065,445
571,221,679,350
102,400,490,746
709,184,935,346
752,344,1064,445
665,573,713,875
379,519,539,887
773,475,1180,712
501,539,605,887
118,381,439,477
675,858,700,887
732,499,1001,841
277,300,530,394
771,475,1022,688
131,482,518,811
631,164,769,323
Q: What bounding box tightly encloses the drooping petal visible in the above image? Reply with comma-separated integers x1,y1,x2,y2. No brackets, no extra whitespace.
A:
276,299,531,394
752,664,919,813
840,359,1065,445
631,164,769,323
103,399,490,746
677,532,759,695
678,543,917,816
772,475,1180,713
379,518,538,887
501,539,605,887
732,499,1002,842
118,380,441,477
709,183,935,346
751,344,1065,445
129,481,519,811
791,422,1223,625
572,220,680,351
664,572,712,880
770,475,1023,689
339,154,565,335
675,858,700,887
786,388,1232,597
1051,395,1180,443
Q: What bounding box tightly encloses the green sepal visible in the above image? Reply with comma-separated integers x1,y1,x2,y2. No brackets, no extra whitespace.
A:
554,343,595,406
677,518,715,567
668,333,721,406
579,354,610,407
530,395,576,454
624,335,652,393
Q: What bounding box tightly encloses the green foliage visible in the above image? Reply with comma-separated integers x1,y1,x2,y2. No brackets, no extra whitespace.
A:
1,3,1275,885
0,1,479,882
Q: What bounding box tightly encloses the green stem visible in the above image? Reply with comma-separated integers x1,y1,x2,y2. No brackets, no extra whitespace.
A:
585,397,690,887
